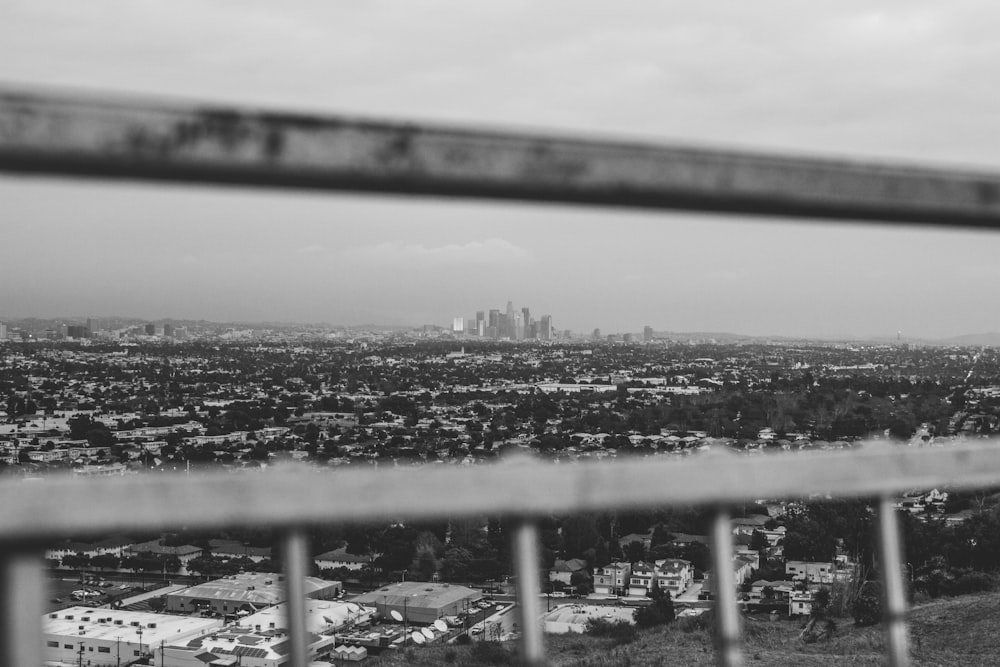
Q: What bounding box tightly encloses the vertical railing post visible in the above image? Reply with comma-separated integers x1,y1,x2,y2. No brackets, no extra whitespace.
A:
710,507,742,667
281,528,310,667
513,519,546,666
877,495,910,667
0,544,44,667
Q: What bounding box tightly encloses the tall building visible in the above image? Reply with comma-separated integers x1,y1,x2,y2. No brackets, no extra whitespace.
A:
476,311,485,337
643,326,654,343
592,328,601,341
452,317,465,333
0,322,6,342
539,315,553,341
488,309,500,339
66,324,88,339
144,323,156,336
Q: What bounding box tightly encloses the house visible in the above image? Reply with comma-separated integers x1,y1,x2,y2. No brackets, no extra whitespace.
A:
593,562,631,596
625,559,693,598
549,558,588,586
210,541,272,563
745,579,796,603
654,559,694,596
627,561,657,597
761,525,787,546
617,532,652,550
704,556,756,592
789,590,815,616
315,546,371,572
669,533,709,548
128,539,204,571
730,515,769,536
785,560,834,584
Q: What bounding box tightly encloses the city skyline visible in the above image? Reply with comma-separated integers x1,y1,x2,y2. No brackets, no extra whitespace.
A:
4,3,1000,339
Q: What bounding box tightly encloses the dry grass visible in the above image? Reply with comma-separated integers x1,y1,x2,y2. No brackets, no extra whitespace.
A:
364,592,1000,666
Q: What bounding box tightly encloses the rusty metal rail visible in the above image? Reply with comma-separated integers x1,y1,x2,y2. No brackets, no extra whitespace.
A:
4,88,1000,227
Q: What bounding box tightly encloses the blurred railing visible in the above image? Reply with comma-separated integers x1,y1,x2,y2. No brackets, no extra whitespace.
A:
5,88,1000,667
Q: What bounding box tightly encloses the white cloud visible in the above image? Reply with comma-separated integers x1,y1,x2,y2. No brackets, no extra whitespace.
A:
349,238,531,267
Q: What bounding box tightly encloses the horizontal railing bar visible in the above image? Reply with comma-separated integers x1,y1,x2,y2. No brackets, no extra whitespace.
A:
3,88,1000,226
1,442,999,539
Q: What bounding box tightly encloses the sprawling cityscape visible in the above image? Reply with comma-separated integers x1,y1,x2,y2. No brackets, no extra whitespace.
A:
3,311,1000,665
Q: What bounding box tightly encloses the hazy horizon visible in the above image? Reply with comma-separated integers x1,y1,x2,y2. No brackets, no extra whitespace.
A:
4,2,1000,339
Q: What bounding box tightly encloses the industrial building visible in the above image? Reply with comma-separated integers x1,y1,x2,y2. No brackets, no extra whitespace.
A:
351,581,482,624
43,606,222,666
166,572,341,616
160,600,372,667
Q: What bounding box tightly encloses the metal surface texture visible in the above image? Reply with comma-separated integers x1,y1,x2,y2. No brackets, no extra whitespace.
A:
711,508,743,667
513,521,546,666
3,88,1000,226
877,496,911,667
0,548,44,667
0,442,997,540
281,530,310,667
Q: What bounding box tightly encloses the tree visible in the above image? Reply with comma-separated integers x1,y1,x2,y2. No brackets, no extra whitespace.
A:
61,552,91,571
624,541,646,564
634,587,675,628
852,581,882,627
410,546,438,582
90,553,120,571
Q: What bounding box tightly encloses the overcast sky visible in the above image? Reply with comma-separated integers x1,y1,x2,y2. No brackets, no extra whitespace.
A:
3,1,1000,338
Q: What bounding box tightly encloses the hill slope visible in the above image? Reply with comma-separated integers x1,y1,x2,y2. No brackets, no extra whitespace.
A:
366,592,1000,666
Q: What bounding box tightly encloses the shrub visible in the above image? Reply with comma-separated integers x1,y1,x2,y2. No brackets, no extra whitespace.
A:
584,617,637,645
444,648,458,663
470,640,513,665
852,582,882,627
952,571,994,595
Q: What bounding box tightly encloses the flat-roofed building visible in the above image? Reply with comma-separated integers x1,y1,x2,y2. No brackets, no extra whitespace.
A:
161,626,321,667
166,572,341,616
43,606,222,665
243,599,375,635
352,581,482,624
162,600,372,667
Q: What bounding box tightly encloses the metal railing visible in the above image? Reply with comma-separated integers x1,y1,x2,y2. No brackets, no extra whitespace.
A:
4,88,1000,667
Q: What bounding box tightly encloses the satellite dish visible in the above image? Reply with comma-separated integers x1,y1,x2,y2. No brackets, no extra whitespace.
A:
411,632,425,645
433,619,448,632
346,603,360,613
390,610,404,622
421,627,435,640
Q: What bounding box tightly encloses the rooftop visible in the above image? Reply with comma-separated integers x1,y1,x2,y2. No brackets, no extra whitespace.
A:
353,581,481,610
170,572,337,606
44,606,221,644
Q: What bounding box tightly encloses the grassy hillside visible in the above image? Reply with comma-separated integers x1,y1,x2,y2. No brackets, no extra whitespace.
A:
362,592,1000,666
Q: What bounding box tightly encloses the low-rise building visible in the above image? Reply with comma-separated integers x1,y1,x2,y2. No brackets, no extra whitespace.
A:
548,558,588,586
593,562,631,596
43,607,221,666
314,546,370,571
789,590,815,616
166,572,341,616
785,560,834,584
352,581,482,624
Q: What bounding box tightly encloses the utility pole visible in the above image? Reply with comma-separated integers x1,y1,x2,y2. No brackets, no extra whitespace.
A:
116,635,120,667
77,641,84,667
